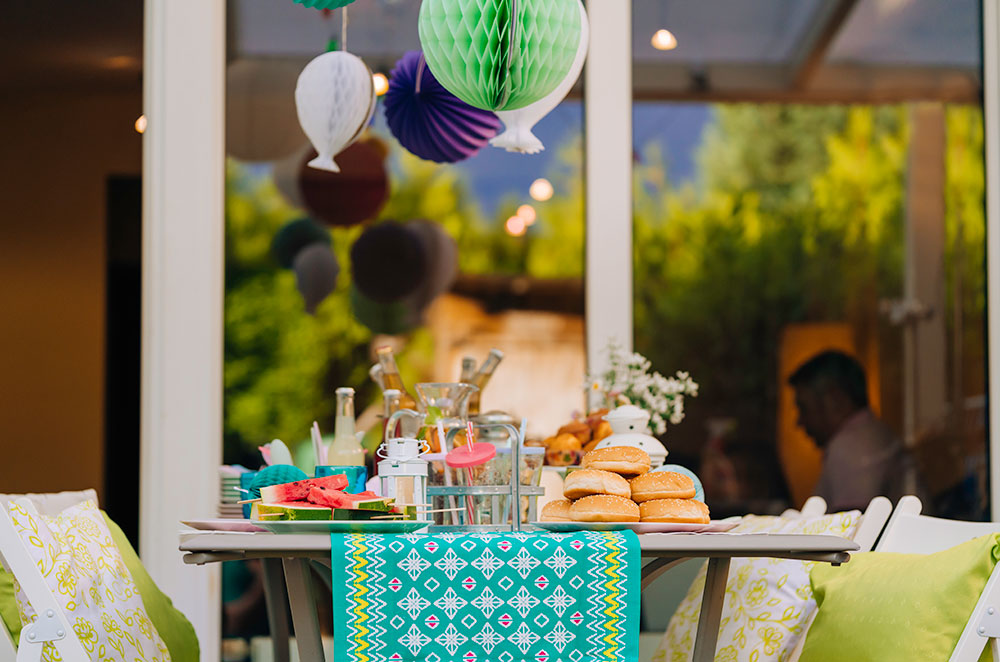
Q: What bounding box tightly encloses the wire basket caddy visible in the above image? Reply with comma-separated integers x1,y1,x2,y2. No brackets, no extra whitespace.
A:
427,423,544,532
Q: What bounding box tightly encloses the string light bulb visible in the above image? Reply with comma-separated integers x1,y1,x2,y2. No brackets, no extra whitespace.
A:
373,73,389,96
505,215,527,237
134,115,147,134
651,29,678,51
516,204,537,226
529,178,553,202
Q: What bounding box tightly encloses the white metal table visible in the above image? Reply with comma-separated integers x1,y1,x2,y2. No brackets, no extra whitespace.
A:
180,529,856,662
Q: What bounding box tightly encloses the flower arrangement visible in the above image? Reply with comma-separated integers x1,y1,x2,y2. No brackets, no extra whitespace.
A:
586,342,698,435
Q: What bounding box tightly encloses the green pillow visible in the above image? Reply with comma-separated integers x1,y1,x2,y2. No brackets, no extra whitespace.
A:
0,566,20,645
800,533,1000,662
0,512,199,662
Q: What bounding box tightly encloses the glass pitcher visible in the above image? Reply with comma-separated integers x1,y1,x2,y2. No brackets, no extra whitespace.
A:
414,382,478,453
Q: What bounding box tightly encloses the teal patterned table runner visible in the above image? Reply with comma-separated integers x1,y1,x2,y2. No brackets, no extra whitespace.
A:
331,530,640,662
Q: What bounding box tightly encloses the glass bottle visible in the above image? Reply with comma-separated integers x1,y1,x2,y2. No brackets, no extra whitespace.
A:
326,387,365,466
459,356,477,383
467,349,504,416
369,363,385,390
382,389,402,441
371,389,402,477
376,346,417,410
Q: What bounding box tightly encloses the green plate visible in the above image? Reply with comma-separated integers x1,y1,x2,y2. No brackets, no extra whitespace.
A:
256,520,433,534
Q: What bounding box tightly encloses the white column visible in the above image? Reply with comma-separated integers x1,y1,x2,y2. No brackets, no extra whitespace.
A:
984,0,1000,517
142,1,225,659
585,0,633,375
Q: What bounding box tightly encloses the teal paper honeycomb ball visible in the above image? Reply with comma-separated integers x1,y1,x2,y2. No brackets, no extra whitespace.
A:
418,0,581,112
249,464,308,499
293,0,356,9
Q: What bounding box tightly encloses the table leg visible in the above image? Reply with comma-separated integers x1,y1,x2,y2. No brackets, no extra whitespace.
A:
261,559,290,662
641,558,687,590
282,558,326,662
691,557,731,662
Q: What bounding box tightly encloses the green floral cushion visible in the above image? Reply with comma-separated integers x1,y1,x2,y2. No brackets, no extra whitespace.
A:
0,508,198,662
653,511,861,662
799,534,1000,662
8,498,172,661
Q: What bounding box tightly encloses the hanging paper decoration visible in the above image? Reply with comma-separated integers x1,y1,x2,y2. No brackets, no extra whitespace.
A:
418,0,582,112
293,0,356,8
350,286,421,336
384,51,501,163
295,51,376,172
299,138,389,227
227,59,305,162
271,218,331,268
350,222,428,303
491,0,589,153
293,242,340,314
404,219,458,311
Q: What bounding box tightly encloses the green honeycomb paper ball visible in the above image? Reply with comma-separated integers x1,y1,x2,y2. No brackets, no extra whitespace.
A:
293,0,356,9
418,0,582,112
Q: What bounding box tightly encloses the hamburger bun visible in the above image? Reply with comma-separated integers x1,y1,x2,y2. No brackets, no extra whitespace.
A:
563,469,631,500
581,446,651,476
630,471,696,502
639,498,710,524
570,495,640,523
540,499,573,522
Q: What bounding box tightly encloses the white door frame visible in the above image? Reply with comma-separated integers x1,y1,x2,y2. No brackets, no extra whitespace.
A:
585,0,634,376
142,1,225,660
983,0,1000,518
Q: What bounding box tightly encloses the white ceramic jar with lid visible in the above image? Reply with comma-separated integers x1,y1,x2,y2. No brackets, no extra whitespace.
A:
593,405,668,468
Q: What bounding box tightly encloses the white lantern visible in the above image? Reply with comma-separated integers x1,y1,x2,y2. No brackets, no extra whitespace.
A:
377,438,429,510
490,0,590,154
594,405,669,468
294,51,376,173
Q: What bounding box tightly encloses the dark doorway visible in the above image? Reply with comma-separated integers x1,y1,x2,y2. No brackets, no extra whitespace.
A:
104,176,141,548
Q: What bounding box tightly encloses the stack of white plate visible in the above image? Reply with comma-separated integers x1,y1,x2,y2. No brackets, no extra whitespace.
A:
219,471,244,519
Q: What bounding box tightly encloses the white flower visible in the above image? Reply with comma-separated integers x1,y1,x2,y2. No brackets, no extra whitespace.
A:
584,342,698,434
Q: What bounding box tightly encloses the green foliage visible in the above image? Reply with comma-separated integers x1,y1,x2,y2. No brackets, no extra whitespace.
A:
224,161,373,460
633,104,911,445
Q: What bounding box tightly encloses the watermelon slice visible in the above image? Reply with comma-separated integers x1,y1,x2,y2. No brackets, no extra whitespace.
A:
251,501,332,521
259,474,349,504
306,487,390,512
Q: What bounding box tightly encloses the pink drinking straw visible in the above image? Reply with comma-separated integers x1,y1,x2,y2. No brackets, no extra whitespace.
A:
465,421,476,523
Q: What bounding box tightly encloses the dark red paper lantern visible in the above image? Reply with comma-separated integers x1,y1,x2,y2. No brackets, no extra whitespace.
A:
298,138,389,227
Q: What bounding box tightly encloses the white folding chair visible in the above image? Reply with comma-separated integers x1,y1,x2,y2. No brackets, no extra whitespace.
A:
780,495,830,520
875,496,1000,662
0,503,89,662
0,492,99,662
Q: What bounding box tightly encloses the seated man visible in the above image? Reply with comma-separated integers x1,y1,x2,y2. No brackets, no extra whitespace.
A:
789,350,912,511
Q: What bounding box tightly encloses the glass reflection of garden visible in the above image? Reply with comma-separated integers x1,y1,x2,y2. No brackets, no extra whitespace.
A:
224,103,986,517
